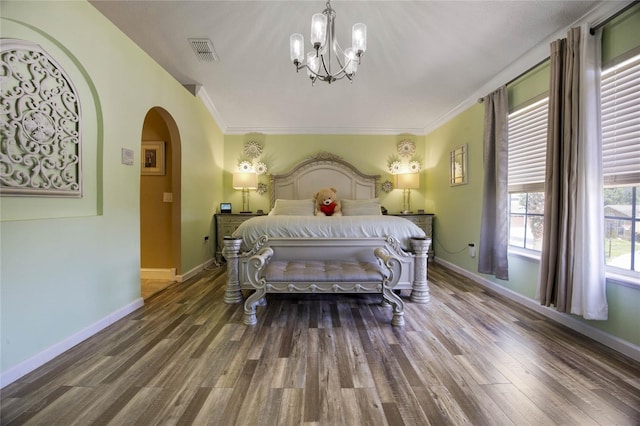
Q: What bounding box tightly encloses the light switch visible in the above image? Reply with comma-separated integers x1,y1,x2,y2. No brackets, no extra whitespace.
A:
163,192,173,202
121,148,134,165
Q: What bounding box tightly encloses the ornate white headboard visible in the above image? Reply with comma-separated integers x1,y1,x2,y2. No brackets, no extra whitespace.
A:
269,152,380,207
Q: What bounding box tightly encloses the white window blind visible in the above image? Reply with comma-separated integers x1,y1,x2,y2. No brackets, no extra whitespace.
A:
507,97,548,193
601,53,640,186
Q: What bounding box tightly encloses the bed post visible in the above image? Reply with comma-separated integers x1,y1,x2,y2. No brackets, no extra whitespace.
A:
410,237,431,303
222,237,244,304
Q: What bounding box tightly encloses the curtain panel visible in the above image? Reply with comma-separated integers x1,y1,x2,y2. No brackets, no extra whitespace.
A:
478,86,509,280
538,25,608,320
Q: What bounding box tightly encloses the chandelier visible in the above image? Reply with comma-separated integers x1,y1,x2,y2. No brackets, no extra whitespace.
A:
289,0,367,85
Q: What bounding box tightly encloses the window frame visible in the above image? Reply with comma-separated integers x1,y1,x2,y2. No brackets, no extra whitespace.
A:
507,96,549,255
601,50,640,282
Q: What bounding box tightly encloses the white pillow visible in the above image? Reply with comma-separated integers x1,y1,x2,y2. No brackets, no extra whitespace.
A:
341,198,382,216
269,199,315,216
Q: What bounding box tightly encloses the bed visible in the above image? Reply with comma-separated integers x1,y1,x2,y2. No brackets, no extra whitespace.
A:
222,152,431,321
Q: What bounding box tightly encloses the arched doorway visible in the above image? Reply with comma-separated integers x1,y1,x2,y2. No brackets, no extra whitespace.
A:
140,107,182,298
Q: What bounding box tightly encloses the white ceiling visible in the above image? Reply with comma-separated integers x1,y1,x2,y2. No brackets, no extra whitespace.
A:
89,0,609,135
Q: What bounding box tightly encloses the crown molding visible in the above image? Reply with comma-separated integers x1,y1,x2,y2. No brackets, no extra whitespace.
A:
423,0,634,136
194,86,228,134
224,126,426,136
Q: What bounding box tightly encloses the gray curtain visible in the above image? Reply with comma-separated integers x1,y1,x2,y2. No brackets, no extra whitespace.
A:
538,26,608,319
478,86,509,280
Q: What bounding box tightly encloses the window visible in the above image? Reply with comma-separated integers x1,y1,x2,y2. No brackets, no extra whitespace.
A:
601,52,640,273
604,187,639,271
509,192,545,250
508,97,548,251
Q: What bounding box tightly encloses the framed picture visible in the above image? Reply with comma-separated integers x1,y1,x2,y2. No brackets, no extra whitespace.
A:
450,144,468,186
141,141,165,175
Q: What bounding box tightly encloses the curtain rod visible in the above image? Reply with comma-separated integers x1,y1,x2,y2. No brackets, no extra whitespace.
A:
590,1,638,35
477,57,549,103
478,1,638,104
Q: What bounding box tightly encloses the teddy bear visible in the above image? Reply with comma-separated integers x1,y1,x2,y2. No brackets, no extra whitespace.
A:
314,187,342,216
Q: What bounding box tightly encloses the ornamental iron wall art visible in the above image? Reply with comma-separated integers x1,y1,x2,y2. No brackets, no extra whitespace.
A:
0,39,82,197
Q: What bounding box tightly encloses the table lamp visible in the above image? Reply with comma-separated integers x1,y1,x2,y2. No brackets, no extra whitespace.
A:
396,173,419,214
233,172,258,213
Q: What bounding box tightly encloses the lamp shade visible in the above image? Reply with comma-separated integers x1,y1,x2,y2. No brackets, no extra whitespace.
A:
352,23,367,54
307,51,320,78
310,13,327,49
290,33,304,63
344,47,357,75
233,172,258,189
396,173,419,189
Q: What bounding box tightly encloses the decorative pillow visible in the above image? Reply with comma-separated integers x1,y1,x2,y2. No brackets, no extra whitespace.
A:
269,199,315,216
341,198,382,216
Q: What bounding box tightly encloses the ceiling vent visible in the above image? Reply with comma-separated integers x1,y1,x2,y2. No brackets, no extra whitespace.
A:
189,38,218,62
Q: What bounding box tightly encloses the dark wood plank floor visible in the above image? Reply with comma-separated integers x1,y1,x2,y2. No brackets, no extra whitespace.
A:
1,263,639,425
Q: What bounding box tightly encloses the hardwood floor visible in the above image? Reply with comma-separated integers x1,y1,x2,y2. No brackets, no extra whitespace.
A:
141,278,176,300
2,263,639,425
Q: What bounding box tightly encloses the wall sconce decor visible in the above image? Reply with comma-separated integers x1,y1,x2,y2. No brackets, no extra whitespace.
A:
233,172,258,213
381,180,394,193
450,144,468,186
396,173,419,214
397,139,415,157
244,140,263,158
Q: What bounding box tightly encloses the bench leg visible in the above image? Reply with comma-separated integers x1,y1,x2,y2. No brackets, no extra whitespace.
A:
383,288,405,326
375,247,405,326
244,246,274,325
243,288,266,325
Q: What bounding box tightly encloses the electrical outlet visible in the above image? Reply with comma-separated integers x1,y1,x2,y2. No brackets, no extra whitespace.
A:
468,243,476,258
204,236,209,243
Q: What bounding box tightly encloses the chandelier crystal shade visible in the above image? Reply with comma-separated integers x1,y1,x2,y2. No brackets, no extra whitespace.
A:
289,0,367,85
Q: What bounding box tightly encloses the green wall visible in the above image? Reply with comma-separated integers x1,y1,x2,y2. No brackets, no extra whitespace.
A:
0,1,224,376
423,4,640,349
225,103,640,349
223,134,426,215
425,80,640,349
602,3,640,65
1,0,638,386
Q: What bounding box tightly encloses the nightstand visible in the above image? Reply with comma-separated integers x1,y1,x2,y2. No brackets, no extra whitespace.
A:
214,213,260,262
391,213,434,262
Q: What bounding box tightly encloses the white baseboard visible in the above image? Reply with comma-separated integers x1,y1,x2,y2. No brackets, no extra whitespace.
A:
177,257,219,283
1,258,219,388
434,258,640,363
0,297,144,389
140,267,176,280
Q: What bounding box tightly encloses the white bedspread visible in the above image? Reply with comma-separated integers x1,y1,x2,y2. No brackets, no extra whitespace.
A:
231,215,426,250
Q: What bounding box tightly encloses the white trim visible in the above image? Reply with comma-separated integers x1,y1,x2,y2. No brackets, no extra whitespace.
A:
224,126,426,136
606,270,640,290
434,257,640,363
0,298,144,389
190,3,631,137
176,257,218,283
424,1,632,135
196,86,227,134
140,267,176,280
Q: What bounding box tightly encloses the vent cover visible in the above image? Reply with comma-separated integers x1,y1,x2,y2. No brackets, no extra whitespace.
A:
189,38,218,62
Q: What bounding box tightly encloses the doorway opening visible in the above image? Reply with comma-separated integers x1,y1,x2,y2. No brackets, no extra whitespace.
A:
140,107,182,299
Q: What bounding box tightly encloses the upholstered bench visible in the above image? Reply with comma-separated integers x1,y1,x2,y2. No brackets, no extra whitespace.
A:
243,247,405,326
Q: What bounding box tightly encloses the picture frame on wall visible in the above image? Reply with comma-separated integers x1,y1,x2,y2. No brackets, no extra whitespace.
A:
449,144,468,186
141,141,165,176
